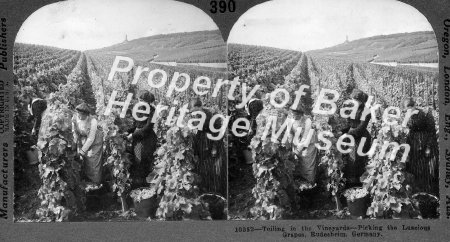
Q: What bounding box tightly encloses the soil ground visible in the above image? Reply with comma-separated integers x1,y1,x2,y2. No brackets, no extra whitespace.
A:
228,152,353,220
14,164,146,222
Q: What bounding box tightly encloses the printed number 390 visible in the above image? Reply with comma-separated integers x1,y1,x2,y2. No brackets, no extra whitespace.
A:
210,0,236,13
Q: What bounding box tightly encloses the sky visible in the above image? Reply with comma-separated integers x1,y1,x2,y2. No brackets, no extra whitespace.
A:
228,0,434,51
15,0,219,51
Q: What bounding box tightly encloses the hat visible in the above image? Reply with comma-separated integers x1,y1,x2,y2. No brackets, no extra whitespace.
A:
190,97,202,108
351,89,368,104
75,103,91,114
138,90,155,104
290,102,305,115
403,97,415,108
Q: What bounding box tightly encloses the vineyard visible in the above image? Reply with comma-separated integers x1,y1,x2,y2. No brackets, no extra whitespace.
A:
13,37,440,221
14,42,228,221
228,44,302,92
228,43,439,220
86,30,227,64
307,31,438,63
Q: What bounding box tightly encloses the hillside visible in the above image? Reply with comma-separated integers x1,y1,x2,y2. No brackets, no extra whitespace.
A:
307,31,438,63
86,30,226,63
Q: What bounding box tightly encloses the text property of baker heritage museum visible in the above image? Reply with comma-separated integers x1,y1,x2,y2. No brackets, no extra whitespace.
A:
105,56,414,162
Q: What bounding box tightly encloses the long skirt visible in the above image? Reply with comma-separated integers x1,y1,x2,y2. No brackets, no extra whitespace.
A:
294,134,319,183
193,131,226,196
405,131,439,195
131,129,157,185
80,131,104,183
343,130,372,185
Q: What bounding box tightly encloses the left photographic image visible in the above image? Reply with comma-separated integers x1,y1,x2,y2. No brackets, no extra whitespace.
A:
13,0,228,222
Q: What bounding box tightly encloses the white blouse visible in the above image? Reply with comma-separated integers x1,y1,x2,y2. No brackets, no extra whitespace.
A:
292,116,314,152
72,116,98,153
28,98,42,116
245,98,259,115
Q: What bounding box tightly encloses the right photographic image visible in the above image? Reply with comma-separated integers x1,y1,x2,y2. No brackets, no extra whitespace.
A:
227,0,439,220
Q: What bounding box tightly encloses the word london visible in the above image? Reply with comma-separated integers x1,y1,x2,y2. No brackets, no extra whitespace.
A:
104,56,414,161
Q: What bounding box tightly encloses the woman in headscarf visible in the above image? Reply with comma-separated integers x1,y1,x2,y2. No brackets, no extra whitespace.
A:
403,98,439,195
190,98,226,196
126,90,157,187
341,89,372,187
72,103,104,184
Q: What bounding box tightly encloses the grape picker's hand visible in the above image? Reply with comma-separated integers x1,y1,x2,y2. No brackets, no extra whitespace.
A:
301,149,308,157
126,133,133,141
31,128,36,136
79,149,87,158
